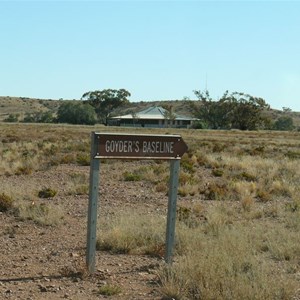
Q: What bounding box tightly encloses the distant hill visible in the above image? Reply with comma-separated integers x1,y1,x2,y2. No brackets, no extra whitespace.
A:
0,96,195,122
0,96,61,121
1,96,300,127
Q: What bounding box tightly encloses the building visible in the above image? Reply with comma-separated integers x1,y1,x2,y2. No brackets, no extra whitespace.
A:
109,106,195,128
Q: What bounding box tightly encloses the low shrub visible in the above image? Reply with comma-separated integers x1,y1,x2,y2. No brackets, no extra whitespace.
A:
212,168,224,177
97,211,165,256
0,193,14,212
234,171,257,182
76,153,90,166
38,187,57,198
123,171,141,182
15,165,34,175
98,284,122,296
200,182,228,200
17,202,64,226
256,189,272,202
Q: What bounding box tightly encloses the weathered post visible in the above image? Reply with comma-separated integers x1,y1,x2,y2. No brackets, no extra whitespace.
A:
165,159,180,264
86,132,100,273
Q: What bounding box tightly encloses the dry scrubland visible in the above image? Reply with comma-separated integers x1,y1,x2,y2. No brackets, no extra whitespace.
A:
1,123,300,299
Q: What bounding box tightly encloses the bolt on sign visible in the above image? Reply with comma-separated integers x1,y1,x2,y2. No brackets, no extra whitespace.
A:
86,132,188,273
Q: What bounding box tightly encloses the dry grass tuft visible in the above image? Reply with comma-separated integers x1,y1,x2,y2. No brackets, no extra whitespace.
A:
97,210,166,257
0,193,14,212
16,201,64,226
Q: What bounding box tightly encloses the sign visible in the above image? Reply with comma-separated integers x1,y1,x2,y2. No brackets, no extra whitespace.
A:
94,133,188,159
86,132,188,273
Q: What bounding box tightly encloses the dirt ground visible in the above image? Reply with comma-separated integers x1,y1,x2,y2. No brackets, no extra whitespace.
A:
0,161,177,300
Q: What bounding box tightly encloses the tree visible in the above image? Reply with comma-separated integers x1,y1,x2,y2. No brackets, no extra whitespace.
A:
225,92,269,130
81,89,131,125
191,90,233,129
273,116,294,131
162,104,176,127
57,102,97,125
282,107,292,112
131,112,140,127
191,90,270,130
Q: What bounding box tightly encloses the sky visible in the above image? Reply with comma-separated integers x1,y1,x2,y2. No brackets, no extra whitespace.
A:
0,1,300,111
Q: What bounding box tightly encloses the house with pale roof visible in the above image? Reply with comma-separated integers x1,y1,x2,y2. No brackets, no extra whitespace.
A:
109,106,195,128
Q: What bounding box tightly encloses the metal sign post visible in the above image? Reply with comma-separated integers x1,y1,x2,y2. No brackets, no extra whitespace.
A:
165,159,180,263
86,132,188,273
86,134,100,273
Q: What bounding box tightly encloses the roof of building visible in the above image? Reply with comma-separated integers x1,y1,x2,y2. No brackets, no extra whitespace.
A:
112,106,195,121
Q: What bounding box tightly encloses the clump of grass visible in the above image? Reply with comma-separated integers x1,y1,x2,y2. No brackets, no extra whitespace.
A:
179,171,195,185
247,145,265,156
67,172,89,195
97,211,165,257
74,185,89,195
212,168,224,177
38,187,57,198
256,189,272,202
43,143,59,156
76,153,90,166
159,226,297,300
241,195,255,212
285,206,300,230
270,181,292,198
177,206,191,221
60,259,88,280
196,152,209,166
212,143,226,152
15,164,34,175
17,201,64,226
98,284,122,296
264,227,300,262
285,200,299,212
178,183,198,197
231,181,257,201
180,154,195,173
123,164,169,184
0,193,14,212
203,205,233,236
285,150,300,160
155,182,168,193
123,171,141,182
177,205,202,228
234,171,257,182
200,182,229,200
60,154,76,164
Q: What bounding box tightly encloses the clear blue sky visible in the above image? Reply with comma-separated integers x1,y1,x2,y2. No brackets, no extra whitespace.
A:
1,1,300,111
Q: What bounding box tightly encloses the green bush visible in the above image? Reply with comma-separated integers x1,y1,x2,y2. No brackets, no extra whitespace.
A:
273,116,294,131
4,114,19,122
57,102,97,125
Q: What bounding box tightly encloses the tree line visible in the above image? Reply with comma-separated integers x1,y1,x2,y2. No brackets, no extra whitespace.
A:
4,88,296,131
190,90,295,131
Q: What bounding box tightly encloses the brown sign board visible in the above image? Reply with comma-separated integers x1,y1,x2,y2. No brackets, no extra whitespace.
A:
93,133,188,160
